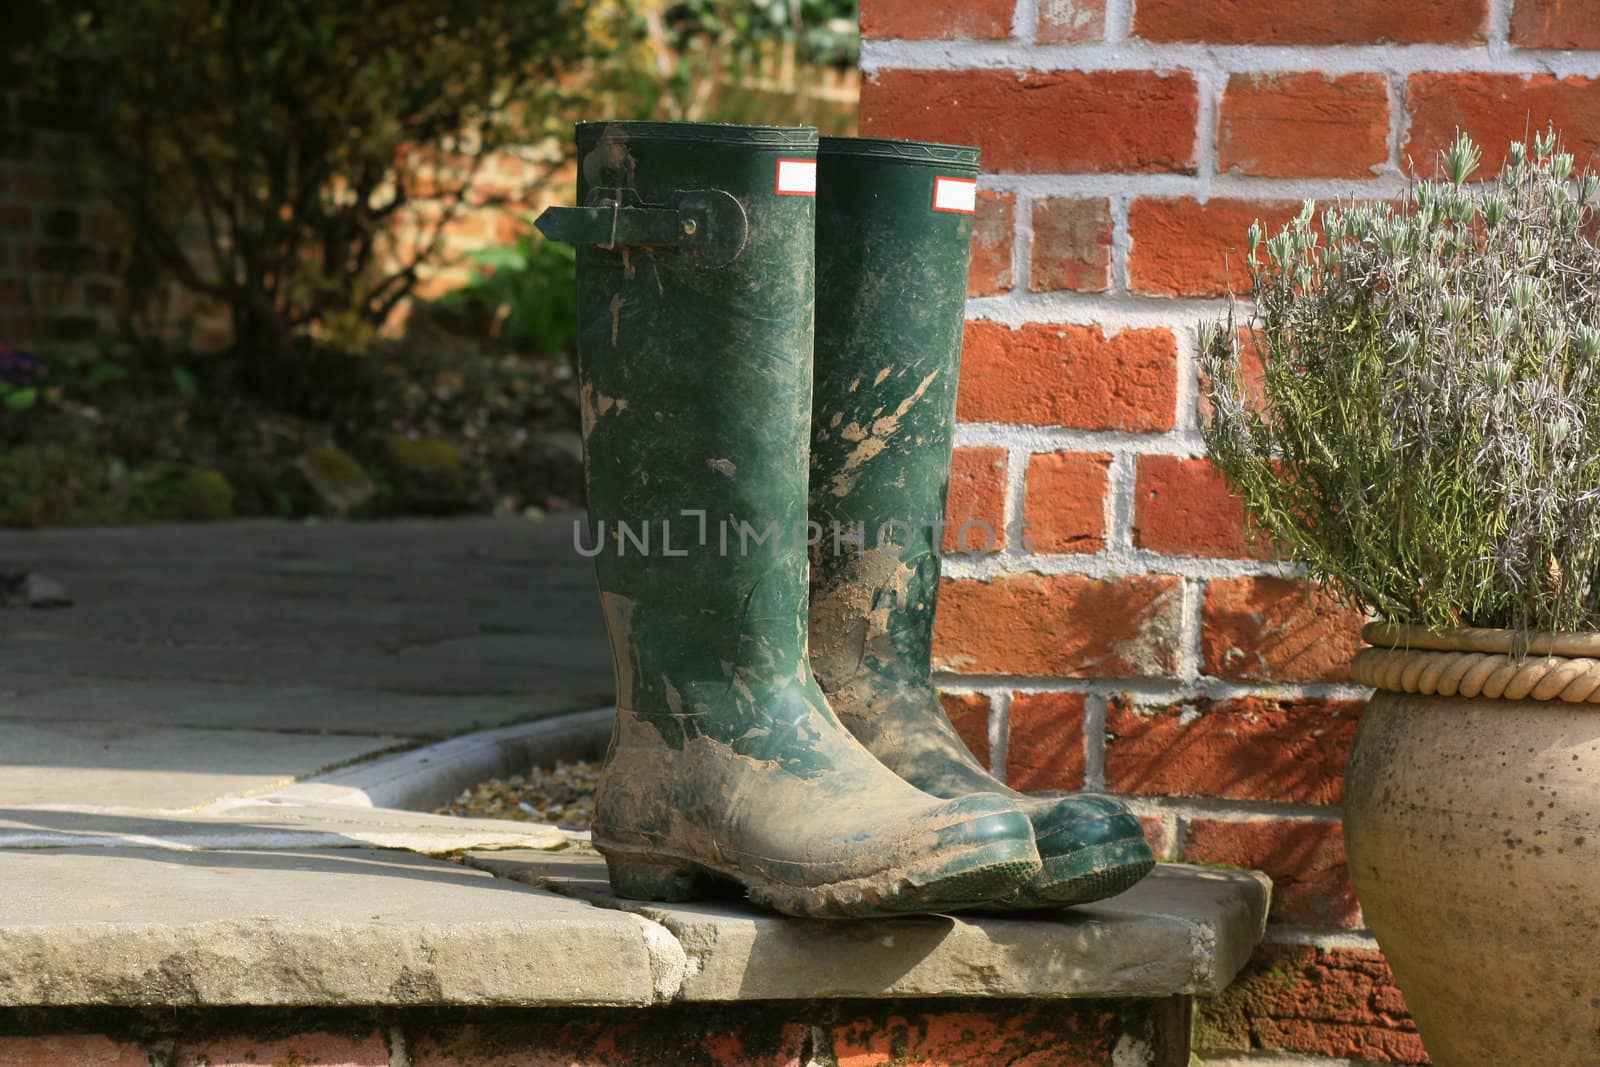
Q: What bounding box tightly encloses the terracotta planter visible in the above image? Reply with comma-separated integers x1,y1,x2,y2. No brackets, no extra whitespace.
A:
1344,623,1600,1066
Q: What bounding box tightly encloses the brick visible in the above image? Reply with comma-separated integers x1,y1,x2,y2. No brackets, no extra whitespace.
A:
933,573,1183,677
42,206,80,240
1028,196,1111,292
958,321,1177,431
1135,0,1486,43
1199,944,1425,1062
30,279,78,309
496,213,531,244
0,315,32,342
861,69,1199,174
944,446,1007,554
1037,0,1107,42
698,1028,809,1067
1201,576,1366,683
37,134,86,168
861,0,1015,39
17,96,91,131
0,128,35,161
1105,694,1364,804
1218,72,1390,179
49,314,97,342
0,1036,146,1067
14,170,71,201
412,266,473,301
28,240,98,273
442,211,494,241
1185,818,1359,927
968,190,1014,297
1511,0,1600,47
1139,815,1176,860
1128,198,1300,298
1405,73,1600,174
0,203,31,232
1006,690,1087,790
940,691,993,769
1133,455,1274,559
1022,451,1110,554
413,1020,806,1066
82,205,124,244
177,1032,388,1066
829,1007,1122,1066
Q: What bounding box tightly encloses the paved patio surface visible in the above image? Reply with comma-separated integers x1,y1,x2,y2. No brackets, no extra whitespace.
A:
0,516,613,808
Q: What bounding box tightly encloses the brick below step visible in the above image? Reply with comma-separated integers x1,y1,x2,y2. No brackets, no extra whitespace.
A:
0,999,1194,1066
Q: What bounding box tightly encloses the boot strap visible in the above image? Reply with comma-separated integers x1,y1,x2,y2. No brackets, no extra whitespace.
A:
536,188,748,265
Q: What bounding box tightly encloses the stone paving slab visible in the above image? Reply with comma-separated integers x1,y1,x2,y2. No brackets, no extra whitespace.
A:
0,680,586,737
0,846,682,1008
467,851,1271,1001
0,720,406,809
0,517,610,813
0,634,610,698
0,801,568,854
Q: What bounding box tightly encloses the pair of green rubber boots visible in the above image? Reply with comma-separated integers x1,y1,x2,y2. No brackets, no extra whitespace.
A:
537,121,1154,918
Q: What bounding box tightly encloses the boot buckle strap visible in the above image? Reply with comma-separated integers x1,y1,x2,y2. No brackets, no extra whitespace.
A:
536,188,748,266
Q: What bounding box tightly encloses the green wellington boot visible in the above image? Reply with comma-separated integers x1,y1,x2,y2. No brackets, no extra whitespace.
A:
536,121,1041,919
807,136,1156,909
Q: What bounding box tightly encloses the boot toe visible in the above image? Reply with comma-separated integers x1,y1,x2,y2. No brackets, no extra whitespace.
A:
992,794,1157,909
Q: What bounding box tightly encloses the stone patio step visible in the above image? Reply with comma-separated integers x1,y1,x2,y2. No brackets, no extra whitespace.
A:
471,850,1270,1001
0,845,681,1008
0,838,1268,1009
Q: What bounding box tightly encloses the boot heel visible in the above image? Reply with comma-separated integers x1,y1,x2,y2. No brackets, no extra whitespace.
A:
604,852,710,902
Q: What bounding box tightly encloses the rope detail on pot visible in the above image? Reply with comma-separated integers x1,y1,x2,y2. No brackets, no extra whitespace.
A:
1351,646,1600,703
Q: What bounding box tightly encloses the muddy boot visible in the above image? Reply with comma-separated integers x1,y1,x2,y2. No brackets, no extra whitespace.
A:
807,136,1155,909
535,121,1041,919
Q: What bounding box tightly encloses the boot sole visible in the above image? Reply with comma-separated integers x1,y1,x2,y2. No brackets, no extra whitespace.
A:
979,839,1158,912
597,836,1039,919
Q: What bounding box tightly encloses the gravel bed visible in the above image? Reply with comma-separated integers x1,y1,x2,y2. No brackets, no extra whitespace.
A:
435,759,600,831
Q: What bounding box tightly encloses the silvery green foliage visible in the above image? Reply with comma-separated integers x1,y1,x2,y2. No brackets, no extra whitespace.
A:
1200,129,1600,634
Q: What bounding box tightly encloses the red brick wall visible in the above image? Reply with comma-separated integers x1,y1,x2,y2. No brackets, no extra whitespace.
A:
861,0,1600,1062
0,97,125,348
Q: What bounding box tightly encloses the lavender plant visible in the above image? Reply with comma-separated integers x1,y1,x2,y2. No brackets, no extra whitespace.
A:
1200,129,1600,635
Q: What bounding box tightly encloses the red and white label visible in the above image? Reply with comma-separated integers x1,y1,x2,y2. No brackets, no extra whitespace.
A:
775,158,817,196
931,176,978,214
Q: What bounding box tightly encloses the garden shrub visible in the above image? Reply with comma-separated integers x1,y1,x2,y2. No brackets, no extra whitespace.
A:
0,448,239,525
0,447,121,526
18,0,607,410
297,446,376,518
130,464,235,521
382,434,470,514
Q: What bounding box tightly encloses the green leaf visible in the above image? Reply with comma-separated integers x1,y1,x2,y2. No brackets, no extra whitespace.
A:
172,366,199,399
84,361,127,391
5,388,37,412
